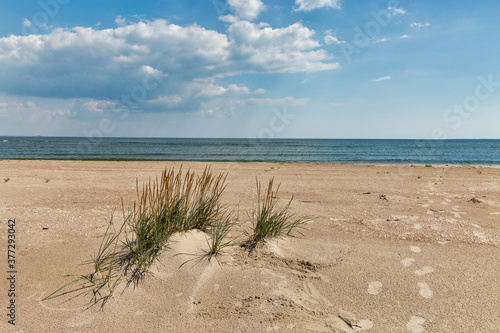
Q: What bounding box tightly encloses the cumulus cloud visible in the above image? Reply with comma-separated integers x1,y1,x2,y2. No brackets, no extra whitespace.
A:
228,20,338,73
374,37,389,43
372,76,391,82
294,0,341,12
227,0,265,20
0,19,337,115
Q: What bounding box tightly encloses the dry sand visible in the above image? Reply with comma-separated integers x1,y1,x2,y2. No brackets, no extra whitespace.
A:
0,160,499,332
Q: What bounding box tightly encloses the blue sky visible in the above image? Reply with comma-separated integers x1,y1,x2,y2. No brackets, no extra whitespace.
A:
0,0,499,139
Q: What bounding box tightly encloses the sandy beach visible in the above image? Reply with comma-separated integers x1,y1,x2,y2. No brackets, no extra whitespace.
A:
0,160,499,332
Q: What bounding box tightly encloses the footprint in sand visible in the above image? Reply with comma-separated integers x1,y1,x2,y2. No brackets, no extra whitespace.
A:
414,266,434,276
401,258,415,267
418,282,433,298
473,231,488,242
410,246,421,253
368,281,383,295
406,316,426,333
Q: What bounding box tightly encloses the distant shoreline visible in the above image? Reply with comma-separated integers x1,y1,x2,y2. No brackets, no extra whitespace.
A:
1,159,499,168
2,137,500,165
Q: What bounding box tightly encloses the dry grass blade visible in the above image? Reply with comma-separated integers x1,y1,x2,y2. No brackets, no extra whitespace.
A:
206,204,237,258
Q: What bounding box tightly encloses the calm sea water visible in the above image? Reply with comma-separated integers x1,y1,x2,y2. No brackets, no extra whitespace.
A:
0,137,499,165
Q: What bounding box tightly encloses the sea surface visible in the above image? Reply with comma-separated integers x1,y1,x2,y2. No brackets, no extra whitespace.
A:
0,137,499,165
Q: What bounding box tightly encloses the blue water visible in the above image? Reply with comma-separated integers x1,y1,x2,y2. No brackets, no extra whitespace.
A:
0,137,499,165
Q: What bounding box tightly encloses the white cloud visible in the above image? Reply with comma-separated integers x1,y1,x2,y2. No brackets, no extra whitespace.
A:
201,95,308,115
81,100,116,113
23,19,32,28
372,76,391,82
0,97,73,122
0,19,337,115
153,95,183,107
374,37,389,43
228,21,338,73
219,14,240,23
115,16,127,26
411,22,431,29
227,0,265,20
294,0,341,12
388,6,406,15
253,88,267,94
195,95,308,119
197,108,222,118
324,35,344,45
400,34,409,39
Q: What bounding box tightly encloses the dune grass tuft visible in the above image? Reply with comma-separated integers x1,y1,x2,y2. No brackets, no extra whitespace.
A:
245,177,309,249
123,166,228,272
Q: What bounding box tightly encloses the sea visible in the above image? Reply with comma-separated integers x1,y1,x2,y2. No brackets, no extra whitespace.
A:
0,137,499,165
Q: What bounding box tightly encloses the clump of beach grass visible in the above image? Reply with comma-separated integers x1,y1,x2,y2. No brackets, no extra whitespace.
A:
123,166,228,273
245,177,309,250
4,177,10,182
